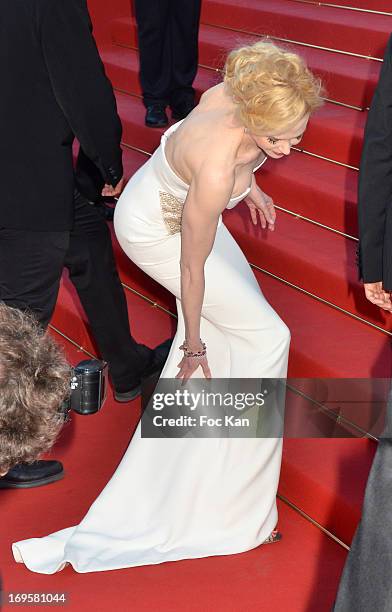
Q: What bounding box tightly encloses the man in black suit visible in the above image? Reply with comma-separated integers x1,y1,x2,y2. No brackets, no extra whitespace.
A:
134,0,201,127
334,34,392,610
0,0,169,489
357,34,392,310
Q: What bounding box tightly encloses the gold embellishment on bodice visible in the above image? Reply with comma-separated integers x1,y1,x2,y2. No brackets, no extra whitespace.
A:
159,191,184,234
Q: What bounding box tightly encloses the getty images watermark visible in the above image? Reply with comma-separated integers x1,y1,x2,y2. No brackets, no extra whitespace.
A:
141,378,392,439
141,379,284,438
152,388,267,409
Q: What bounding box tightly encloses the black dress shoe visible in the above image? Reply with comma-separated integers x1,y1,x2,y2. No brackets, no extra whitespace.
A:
145,105,169,128
171,101,196,120
0,460,64,489
114,339,173,403
114,383,142,403
143,338,172,378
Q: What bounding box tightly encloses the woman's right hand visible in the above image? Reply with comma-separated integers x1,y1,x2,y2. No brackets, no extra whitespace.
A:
176,354,212,381
101,177,125,198
364,282,392,312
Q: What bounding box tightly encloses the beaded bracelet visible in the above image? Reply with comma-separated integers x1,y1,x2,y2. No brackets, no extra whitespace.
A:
179,339,206,359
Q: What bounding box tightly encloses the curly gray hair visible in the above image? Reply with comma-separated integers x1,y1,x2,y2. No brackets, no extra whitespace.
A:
0,303,71,474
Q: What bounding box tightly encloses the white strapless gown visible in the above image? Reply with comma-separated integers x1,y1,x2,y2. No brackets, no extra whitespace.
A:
12,121,290,573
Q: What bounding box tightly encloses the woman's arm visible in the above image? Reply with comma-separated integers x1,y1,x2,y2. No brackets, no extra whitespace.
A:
177,164,234,379
245,174,276,230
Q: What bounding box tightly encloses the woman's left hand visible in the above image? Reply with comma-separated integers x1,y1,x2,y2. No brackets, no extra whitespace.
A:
245,187,276,231
175,354,212,381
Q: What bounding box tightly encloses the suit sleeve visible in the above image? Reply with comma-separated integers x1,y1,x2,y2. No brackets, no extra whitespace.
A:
358,35,392,283
39,0,123,187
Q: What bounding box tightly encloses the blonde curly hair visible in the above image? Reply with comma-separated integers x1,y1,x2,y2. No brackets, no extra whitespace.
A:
224,40,324,134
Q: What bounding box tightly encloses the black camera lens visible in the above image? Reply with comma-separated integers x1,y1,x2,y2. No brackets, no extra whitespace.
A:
70,359,107,415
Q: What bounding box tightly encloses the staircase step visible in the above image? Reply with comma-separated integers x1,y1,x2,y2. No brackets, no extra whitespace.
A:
197,24,381,110
52,238,385,543
112,89,359,236
117,130,374,329
52,226,384,548
3,327,347,611
318,0,391,12
117,138,370,326
225,206,392,332
253,267,391,378
106,46,367,169
51,273,175,364
103,44,219,107
280,438,376,544
59,340,348,612
52,233,383,546
116,120,386,330
109,218,392,378
52,240,381,546
259,151,358,236
201,0,392,59
110,18,381,109
296,102,365,170
11,2,385,608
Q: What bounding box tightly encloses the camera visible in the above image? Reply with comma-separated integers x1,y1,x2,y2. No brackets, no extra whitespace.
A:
62,359,108,419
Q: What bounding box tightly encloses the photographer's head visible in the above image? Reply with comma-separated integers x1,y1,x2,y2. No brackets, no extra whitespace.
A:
0,304,71,475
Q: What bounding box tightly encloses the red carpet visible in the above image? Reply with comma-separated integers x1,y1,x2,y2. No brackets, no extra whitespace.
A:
3,1,392,610
2,333,347,612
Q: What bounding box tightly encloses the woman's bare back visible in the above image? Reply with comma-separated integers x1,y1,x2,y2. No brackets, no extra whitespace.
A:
164,83,265,199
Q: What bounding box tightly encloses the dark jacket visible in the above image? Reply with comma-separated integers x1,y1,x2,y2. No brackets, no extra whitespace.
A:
0,0,123,231
358,34,392,290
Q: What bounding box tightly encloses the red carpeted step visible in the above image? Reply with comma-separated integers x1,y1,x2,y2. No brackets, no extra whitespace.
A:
117,140,368,328
49,251,380,549
112,91,359,235
108,221,392,378
4,1,380,607
48,210,391,380
50,273,175,365
115,92,167,149
280,438,376,545
110,18,381,108
49,276,370,550
102,45,219,107
299,104,365,169
259,152,358,236
110,64,366,169
117,132,365,322
51,224,383,547
197,24,381,110
118,137,378,331
253,267,391,378
315,0,391,12
3,452,347,612
48,235,382,553
225,206,392,332
201,0,392,59
112,109,364,326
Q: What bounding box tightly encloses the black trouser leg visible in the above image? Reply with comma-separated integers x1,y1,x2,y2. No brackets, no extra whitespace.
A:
334,392,392,611
0,229,66,479
64,194,153,392
169,0,201,108
134,0,171,107
0,227,68,327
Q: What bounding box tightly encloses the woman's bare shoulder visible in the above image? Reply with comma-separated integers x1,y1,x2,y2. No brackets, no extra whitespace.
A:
177,111,244,174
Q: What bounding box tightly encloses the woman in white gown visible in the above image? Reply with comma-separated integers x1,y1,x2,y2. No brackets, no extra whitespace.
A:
12,41,322,573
